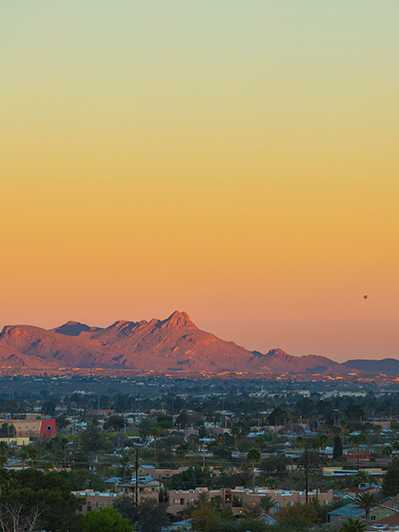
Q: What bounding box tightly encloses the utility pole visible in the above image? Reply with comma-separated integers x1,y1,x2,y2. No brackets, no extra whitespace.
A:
135,448,139,508
304,445,309,504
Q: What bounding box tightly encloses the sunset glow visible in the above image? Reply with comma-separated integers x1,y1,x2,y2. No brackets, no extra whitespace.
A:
1,2,399,359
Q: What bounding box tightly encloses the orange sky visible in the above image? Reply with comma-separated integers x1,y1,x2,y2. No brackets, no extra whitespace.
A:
1,2,399,359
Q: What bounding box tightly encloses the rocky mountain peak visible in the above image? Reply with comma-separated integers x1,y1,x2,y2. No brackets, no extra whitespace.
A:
53,321,92,336
161,311,195,329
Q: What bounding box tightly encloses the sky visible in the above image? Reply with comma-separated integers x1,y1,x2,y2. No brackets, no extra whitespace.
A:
1,1,399,360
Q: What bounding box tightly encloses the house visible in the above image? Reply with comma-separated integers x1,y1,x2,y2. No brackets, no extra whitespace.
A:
161,519,192,531
118,475,161,505
88,408,114,417
104,476,122,487
139,464,188,480
72,489,118,513
330,496,399,525
0,417,57,439
328,503,364,523
167,487,222,516
248,431,266,439
367,495,399,523
323,467,385,478
0,437,30,447
228,488,334,514
4,458,29,471
376,512,399,528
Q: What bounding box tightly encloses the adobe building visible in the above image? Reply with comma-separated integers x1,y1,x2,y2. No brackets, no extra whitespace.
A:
0,417,57,439
72,490,118,514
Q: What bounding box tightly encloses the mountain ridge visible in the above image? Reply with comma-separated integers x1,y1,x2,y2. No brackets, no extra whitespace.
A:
0,311,397,378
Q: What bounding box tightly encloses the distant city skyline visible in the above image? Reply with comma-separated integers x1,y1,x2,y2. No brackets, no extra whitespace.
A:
1,2,399,359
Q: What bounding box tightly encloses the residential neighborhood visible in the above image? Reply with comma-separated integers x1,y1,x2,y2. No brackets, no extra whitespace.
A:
2,377,399,530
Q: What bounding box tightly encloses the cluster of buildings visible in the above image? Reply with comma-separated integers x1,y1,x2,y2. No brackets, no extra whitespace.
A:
71,477,399,531
73,465,334,518
328,497,399,529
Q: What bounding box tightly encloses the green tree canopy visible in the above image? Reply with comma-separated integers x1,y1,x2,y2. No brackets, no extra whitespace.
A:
383,458,399,496
333,435,343,459
81,507,133,532
276,501,322,529
340,518,367,532
355,492,376,520
136,500,169,532
0,469,81,531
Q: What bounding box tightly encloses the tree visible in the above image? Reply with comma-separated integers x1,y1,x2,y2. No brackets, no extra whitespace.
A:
175,411,193,429
166,466,212,490
247,448,261,465
276,501,321,529
56,415,70,430
114,498,169,532
113,497,137,524
104,415,125,432
111,394,129,413
81,507,133,532
355,492,376,520
247,448,261,488
80,423,107,454
267,407,288,427
191,500,221,532
242,502,262,518
0,504,40,532
235,519,269,532
260,495,276,515
0,469,81,531
261,455,287,476
340,518,367,532
156,415,173,430
0,444,8,469
312,434,328,451
42,400,57,417
119,453,131,480
346,405,365,422
333,435,343,459
383,445,393,456
0,423,16,438
383,458,399,496
136,501,169,532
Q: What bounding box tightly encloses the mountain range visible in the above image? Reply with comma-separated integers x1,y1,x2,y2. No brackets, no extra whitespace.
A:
0,311,397,379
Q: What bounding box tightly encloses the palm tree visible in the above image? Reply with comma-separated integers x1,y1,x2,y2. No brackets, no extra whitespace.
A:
350,433,365,470
260,495,276,515
340,518,367,532
355,492,376,520
312,434,328,451
247,448,261,488
383,445,393,456
231,424,242,450
355,470,370,486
